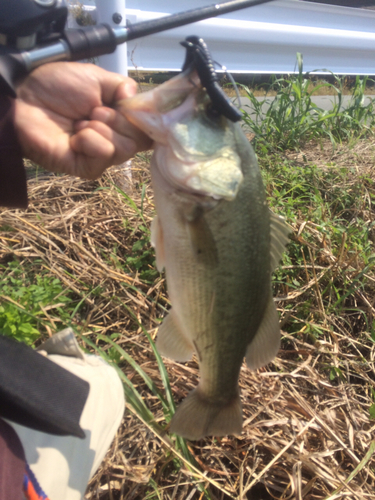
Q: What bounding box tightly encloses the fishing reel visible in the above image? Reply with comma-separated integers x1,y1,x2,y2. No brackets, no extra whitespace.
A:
0,0,68,51
0,0,118,97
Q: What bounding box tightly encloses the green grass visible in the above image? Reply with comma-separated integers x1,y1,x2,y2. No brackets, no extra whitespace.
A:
262,154,375,343
241,53,375,152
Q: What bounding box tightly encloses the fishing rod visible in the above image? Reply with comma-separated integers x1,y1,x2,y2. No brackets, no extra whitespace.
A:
0,0,275,97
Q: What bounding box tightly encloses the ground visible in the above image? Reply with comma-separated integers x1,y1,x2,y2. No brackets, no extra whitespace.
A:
0,138,374,499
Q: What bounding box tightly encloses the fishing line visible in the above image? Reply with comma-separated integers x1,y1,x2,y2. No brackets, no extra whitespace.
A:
214,60,242,111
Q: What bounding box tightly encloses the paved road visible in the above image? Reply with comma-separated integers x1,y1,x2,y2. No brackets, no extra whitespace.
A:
237,95,374,120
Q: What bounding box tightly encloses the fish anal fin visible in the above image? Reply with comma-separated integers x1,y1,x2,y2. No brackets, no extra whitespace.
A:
246,295,280,371
150,215,165,272
170,387,242,440
156,310,194,362
270,211,292,271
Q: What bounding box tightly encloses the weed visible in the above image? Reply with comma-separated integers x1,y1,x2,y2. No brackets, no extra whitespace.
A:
241,53,375,152
96,184,158,281
0,261,74,344
370,389,375,419
125,233,158,282
265,152,375,346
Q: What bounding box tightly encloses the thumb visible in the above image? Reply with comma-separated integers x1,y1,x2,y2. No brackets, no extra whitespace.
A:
114,80,138,101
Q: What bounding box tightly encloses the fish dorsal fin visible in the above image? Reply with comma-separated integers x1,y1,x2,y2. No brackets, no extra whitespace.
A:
150,215,166,272
245,295,280,370
270,211,291,271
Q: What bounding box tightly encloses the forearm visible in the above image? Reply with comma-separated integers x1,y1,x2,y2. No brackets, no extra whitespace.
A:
0,96,27,209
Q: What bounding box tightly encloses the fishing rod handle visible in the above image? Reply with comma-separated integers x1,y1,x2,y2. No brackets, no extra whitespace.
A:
0,24,121,97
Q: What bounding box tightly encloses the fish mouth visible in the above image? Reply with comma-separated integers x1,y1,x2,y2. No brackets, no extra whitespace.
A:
117,70,202,144
118,67,243,201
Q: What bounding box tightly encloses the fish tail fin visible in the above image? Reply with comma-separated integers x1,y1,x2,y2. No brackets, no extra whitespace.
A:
170,387,242,440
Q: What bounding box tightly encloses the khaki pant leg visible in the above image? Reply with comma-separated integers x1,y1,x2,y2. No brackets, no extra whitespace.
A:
8,353,125,500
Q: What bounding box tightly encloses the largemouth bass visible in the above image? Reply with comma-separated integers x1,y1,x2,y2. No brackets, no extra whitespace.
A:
118,45,290,441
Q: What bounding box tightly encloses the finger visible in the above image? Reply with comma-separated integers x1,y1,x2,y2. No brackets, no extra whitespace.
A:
88,108,153,150
96,70,137,105
74,120,150,165
75,120,90,131
18,63,137,116
90,106,128,134
70,127,116,179
114,80,138,101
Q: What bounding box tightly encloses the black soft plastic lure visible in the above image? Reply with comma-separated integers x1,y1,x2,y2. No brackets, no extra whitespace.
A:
180,36,242,123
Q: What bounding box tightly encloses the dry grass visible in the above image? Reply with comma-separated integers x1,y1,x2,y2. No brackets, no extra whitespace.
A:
132,74,375,98
0,143,375,499
285,138,375,176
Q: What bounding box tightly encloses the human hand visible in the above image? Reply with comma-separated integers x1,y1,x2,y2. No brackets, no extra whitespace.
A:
14,62,152,179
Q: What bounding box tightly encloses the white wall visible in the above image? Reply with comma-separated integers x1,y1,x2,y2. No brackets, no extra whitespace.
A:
77,1,375,75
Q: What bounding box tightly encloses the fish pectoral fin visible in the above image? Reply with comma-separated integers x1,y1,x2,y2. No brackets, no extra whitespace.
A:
170,387,242,440
184,206,218,267
186,219,218,267
270,210,292,271
150,215,165,272
245,295,280,371
156,310,194,362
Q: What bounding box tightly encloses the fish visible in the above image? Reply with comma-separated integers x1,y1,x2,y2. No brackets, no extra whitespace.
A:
118,45,290,441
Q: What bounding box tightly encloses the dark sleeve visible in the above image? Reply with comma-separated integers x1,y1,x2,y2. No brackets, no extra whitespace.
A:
0,336,89,439
0,96,28,209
